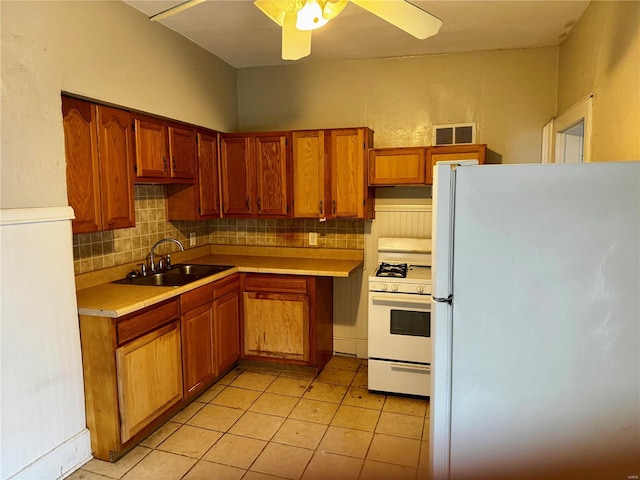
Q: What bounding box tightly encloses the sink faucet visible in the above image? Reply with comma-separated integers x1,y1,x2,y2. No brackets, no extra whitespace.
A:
150,237,185,273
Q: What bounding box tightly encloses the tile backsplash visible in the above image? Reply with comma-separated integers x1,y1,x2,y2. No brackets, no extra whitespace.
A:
73,185,365,274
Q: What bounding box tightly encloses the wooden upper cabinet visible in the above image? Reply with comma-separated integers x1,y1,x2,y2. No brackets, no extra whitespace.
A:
255,134,290,217
292,130,326,218
220,135,255,217
368,147,427,186
62,96,134,234
97,106,136,230
133,115,168,179
132,114,196,183
63,96,101,233
197,130,221,218
168,124,196,180
427,144,486,167
219,132,290,218
166,128,220,220
329,128,374,219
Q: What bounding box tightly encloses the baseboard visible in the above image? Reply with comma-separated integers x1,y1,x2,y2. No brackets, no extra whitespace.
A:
333,337,368,359
7,429,92,480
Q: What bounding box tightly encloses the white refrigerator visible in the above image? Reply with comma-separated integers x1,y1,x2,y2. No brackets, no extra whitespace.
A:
430,161,640,480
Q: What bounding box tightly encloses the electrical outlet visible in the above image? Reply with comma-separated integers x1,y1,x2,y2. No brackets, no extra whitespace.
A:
189,232,196,247
308,232,318,246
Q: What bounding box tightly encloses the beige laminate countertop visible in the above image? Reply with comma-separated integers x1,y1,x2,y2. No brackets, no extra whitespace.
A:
75,246,363,319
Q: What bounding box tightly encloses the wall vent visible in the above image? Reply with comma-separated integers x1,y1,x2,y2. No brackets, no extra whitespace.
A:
432,123,477,146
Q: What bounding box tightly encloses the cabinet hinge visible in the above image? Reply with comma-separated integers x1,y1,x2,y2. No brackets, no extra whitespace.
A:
131,122,135,132
133,164,138,174
363,199,366,206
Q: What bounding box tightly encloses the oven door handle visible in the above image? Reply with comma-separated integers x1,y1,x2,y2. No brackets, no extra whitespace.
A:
390,362,431,373
370,294,430,305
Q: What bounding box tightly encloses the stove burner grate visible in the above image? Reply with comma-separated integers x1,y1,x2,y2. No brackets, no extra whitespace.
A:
376,262,408,278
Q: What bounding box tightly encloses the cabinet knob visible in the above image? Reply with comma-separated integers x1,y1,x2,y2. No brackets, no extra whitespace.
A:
257,197,261,211
172,156,176,172
246,197,250,211
332,200,336,215
162,156,167,173
319,200,323,215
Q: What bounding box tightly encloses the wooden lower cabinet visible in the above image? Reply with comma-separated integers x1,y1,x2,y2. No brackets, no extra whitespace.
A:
180,275,241,400
79,298,183,461
214,275,241,373
116,322,182,443
241,274,333,370
244,292,310,362
181,302,215,400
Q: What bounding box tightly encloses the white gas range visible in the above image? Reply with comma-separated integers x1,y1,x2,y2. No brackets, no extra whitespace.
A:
368,237,432,397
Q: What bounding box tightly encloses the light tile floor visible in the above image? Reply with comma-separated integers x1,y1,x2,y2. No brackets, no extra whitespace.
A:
69,356,430,480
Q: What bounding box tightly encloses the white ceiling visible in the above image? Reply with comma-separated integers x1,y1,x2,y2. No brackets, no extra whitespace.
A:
124,0,590,69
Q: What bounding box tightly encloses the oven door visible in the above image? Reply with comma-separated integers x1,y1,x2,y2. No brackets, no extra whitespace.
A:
368,291,432,364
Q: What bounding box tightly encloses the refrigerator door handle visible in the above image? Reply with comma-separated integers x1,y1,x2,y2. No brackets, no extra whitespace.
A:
432,294,453,304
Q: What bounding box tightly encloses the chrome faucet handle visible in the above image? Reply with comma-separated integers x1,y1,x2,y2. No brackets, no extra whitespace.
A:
158,257,166,271
166,254,172,270
137,263,147,277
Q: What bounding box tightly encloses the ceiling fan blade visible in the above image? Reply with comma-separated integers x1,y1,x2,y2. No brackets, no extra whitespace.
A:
149,0,206,21
350,0,442,39
282,12,312,60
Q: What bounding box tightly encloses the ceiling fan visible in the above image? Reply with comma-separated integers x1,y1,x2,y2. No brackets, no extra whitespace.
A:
150,0,442,61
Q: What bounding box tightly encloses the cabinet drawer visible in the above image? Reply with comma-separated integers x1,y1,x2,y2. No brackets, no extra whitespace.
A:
243,274,308,294
214,273,240,299
117,299,180,345
181,283,213,312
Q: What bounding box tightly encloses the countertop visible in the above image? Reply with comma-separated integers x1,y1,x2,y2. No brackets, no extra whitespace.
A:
75,245,364,318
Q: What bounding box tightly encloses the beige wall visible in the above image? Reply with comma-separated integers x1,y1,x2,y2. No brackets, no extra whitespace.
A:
0,1,238,209
558,1,640,161
237,48,559,164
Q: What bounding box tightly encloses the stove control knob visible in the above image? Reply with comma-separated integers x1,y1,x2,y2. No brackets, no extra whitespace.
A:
381,284,388,291
391,284,398,292
417,285,424,293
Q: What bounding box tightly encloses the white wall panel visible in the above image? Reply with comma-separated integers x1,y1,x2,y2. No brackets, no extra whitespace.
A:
0,208,91,480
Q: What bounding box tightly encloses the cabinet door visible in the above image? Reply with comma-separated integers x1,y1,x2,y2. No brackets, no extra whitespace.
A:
62,97,101,234
426,144,486,185
133,117,168,178
96,105,135,230
368,147,426,186
220,136,255,217
165,129,220,220
168,125,196,180
214,289,240,373
243,292,309,362
116,322,182,443
292,130,326,218
255,134,290,217
197,130,221,217
330,128,370,218
181,303,215,399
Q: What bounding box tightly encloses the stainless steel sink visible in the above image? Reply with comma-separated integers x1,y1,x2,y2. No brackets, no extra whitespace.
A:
113,264,233,287
168,264,234,276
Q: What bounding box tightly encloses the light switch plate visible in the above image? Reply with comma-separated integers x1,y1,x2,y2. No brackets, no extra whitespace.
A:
309,232,318,246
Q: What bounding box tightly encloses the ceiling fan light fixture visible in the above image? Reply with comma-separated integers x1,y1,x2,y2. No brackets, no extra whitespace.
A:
296,0,329,30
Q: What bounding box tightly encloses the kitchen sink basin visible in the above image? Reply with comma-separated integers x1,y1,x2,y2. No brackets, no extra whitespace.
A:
113,264,234,287
168,264,234,276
